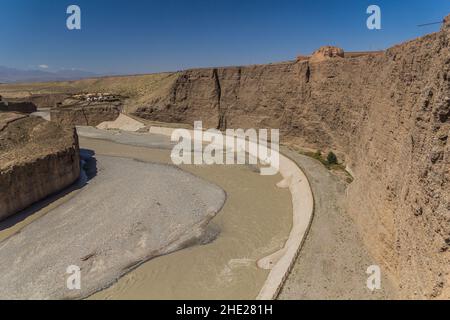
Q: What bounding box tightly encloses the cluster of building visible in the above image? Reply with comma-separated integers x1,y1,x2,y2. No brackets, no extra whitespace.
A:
72,93,121,102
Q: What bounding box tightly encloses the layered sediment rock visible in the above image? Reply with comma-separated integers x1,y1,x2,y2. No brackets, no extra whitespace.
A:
133,17,450,298
27,94,70,109
50,104,121,127
0,156,225,299
49,94,123,126
0,113,80,220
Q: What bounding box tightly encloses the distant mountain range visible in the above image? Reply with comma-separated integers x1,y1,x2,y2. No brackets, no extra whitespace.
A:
0,66,99,83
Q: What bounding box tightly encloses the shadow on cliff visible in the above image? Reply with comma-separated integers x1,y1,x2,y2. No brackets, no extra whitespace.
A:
0,149,98,232
80,149,98,181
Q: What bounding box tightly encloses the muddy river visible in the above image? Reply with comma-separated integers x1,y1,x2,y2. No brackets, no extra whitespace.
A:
0,134,292,300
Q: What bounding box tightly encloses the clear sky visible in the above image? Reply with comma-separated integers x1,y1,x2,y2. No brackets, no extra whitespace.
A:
1,0,449,74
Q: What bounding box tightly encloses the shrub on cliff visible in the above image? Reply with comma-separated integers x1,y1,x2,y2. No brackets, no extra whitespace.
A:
327,152,338,165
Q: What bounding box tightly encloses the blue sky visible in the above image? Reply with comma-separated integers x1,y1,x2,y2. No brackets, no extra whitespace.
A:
0,0,449,74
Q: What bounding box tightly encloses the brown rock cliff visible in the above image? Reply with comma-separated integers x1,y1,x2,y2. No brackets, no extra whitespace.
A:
132,18,450,298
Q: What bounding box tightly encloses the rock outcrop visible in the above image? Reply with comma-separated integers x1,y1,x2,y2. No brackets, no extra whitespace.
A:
50,104,121,127
310,46,345,63
49,94,123,126
0,113,80,221
132,17,450,298
0,96,37,113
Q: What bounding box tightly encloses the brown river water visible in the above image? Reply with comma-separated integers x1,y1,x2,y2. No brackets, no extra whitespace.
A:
0,136,292,300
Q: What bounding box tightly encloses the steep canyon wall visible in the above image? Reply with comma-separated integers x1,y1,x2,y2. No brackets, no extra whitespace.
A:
0,114,80,221
50,105,121,127
133,21,450,298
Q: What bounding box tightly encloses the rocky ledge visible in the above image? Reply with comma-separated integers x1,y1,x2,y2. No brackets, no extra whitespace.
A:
0,112,80,221
49,94,122,127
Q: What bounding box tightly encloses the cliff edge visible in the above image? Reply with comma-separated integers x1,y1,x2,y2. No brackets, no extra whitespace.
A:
0,113,80,221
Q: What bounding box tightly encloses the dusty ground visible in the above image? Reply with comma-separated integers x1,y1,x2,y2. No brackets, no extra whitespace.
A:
279,148,398,299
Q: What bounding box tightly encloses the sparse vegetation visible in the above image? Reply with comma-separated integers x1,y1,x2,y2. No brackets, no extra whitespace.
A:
300,149,339,168
301,150,328,167
327,152,338,165
289,146,354,183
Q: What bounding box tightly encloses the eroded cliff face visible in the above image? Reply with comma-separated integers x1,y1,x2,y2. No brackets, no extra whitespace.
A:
133,20,450,298
0,113,80,221
50,104,121,127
